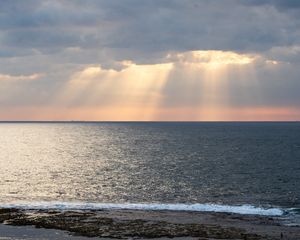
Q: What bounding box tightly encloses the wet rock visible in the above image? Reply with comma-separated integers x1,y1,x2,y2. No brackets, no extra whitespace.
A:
0,209,293,239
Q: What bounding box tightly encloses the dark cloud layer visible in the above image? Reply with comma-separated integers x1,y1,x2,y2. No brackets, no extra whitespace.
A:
1,0,300,59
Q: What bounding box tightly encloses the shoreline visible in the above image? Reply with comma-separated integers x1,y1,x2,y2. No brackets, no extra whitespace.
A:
0,202,284,216
1,208,299,239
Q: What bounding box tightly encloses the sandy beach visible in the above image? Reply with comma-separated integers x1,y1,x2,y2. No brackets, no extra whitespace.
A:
0,208,299,239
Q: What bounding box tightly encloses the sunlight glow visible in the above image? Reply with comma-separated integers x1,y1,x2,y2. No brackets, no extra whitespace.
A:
168,51,257,120
40,50,291,121
168,50,256,69
57,62,173,120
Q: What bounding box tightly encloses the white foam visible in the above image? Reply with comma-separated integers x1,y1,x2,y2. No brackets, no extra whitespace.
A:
0,202,284,216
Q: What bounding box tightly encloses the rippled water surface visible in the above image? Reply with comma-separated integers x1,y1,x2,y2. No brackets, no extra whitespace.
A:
0,122,299,210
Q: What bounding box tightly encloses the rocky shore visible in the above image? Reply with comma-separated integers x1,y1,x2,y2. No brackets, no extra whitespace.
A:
0,208,299,239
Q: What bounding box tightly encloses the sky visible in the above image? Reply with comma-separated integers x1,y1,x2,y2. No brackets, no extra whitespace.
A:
0,0,300,121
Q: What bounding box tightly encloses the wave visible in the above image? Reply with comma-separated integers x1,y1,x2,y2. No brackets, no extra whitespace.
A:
0,202,284,216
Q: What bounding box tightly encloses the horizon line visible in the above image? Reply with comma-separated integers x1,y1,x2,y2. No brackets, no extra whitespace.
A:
0,120,299,123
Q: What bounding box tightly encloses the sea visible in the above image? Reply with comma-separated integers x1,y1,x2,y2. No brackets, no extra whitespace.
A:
0,122,299,225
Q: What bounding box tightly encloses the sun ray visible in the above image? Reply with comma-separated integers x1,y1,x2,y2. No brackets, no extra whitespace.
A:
51,50,286,121
56,62,173,120
161,50,258,121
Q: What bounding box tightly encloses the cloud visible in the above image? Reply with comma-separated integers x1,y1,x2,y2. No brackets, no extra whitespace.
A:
242,0,300,10
1,0,300,62
167,51,256,66
265,45,300,63
0,73,43,81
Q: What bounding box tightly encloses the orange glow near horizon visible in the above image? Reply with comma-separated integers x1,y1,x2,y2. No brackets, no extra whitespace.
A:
1,106,300,121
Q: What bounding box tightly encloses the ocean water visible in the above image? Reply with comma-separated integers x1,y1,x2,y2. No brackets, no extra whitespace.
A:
0,122,299,222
